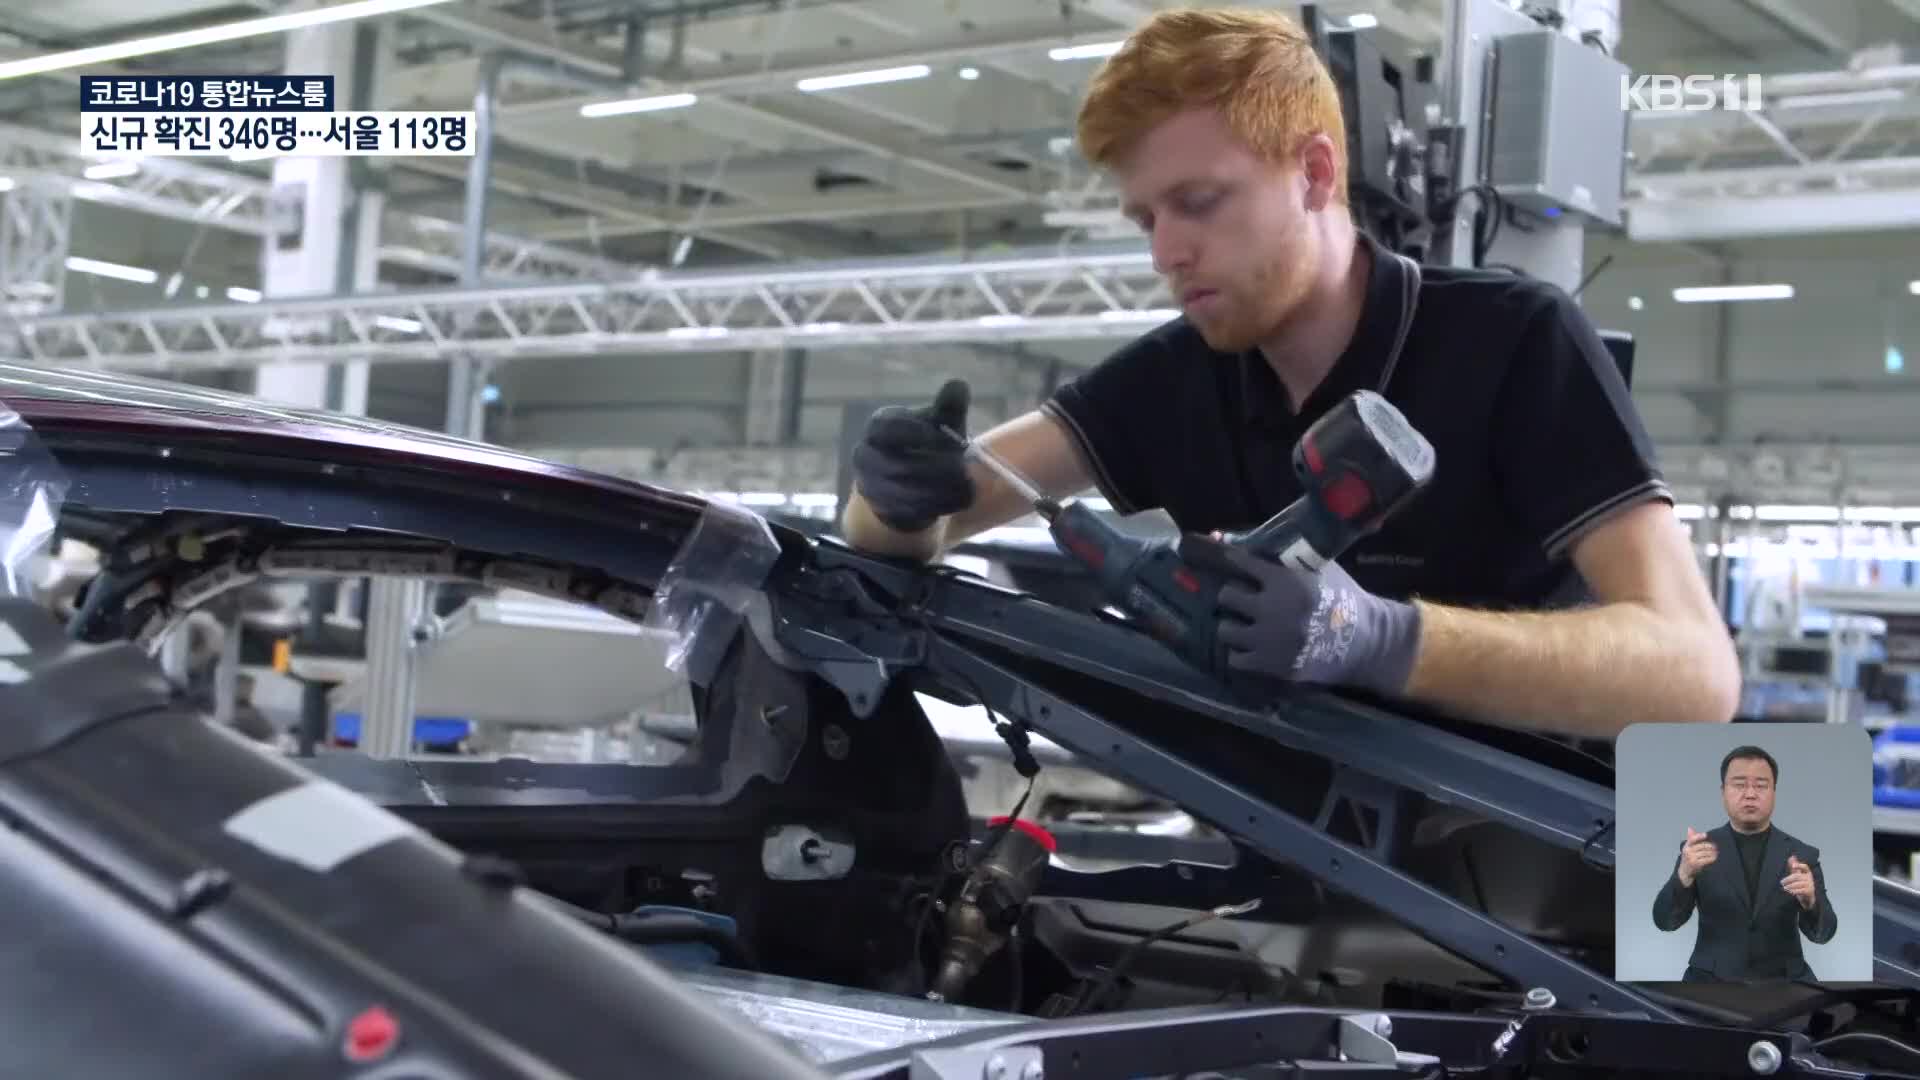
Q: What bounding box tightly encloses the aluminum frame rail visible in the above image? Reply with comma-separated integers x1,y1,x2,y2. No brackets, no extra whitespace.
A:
1625,66,1920,240
376,213,649,284
0,123,646,285
8,248,1170,370
0,123,298,239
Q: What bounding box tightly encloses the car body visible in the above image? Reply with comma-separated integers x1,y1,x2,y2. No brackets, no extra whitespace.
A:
1,360,1917,1079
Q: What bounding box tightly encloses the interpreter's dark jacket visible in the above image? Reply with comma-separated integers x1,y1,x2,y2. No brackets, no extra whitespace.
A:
1652,822,1837,982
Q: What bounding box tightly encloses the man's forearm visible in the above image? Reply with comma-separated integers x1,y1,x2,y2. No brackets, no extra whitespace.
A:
1401,599,1740,738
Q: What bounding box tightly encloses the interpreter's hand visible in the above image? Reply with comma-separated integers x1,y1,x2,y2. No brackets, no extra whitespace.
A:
850,379,976,534
1676,827,1718,887
1782,854,1817,911
1181,537,1422,697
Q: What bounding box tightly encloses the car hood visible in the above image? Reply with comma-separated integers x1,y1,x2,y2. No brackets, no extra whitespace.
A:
0,361,806,572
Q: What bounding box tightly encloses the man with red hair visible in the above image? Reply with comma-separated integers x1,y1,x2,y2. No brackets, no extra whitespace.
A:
842,8,1738,739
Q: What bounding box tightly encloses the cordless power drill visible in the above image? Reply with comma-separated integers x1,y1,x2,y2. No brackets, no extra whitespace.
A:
955,390,1435,682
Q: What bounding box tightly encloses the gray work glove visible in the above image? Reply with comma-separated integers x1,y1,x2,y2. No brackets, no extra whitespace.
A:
1186,538,1423,697
850,379,976,534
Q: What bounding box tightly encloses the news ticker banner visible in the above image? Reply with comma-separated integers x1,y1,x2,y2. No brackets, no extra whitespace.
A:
80,75,474,157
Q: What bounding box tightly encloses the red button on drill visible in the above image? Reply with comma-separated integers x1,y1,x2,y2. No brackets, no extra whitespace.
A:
1322,471,1373,522
343,1005,400,1064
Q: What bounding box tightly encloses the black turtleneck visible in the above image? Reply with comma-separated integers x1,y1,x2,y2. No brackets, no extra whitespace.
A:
1731,825,1771,902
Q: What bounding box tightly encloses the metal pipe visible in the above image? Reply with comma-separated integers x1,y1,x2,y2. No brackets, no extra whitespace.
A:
623,12,648,84
460,51,636,288
455,51,637,439
461,51,505,287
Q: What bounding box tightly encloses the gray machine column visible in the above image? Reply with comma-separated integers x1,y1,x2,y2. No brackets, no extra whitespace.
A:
253,21,421,759
1436,0,1626,293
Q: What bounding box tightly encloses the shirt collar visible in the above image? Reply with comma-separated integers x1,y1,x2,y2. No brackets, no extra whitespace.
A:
1239,231,1410,429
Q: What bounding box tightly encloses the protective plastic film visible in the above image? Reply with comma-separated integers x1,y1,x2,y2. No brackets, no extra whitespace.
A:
642,498,783,689
0,403,69,602
668,964,1022,1064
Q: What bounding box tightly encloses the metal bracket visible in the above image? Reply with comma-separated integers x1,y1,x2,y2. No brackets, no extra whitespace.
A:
763,566,928,718
761,824,856,882
1314,767,1411,863
925,636,1680,1019
1339,1013,1442,1070
795,540,1920,993
908,1045,1042,1080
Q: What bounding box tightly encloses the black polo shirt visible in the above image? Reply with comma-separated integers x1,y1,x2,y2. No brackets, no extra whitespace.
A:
1042,236,1670,612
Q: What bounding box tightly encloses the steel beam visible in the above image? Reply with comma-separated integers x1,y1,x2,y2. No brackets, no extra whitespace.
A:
0,121,665,282
1734,0,1855,57
493,20,1124,118
0,122,298,239
375,214,648,282
9,246,1170,370
1626,186,1920,241
414,6,1040,212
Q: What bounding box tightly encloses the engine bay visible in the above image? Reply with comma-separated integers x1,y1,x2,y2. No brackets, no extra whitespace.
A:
10,412,1920,1077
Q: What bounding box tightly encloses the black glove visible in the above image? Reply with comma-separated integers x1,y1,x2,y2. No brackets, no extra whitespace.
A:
1182,536,1423,697
851,378,976,533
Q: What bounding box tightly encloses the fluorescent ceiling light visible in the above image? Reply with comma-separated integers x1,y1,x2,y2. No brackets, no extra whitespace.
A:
796,64,930,92
959,67,980,80
0,177,13,192
82,160,140,181
579,92,697,118
976,314,1025,326
65,256,157,284
374,315,422,333
1671,283,1794,303
1049,41,1123,61
1772,88,1903,109
226,286,262,303
667,326,730,339
1909,280,1919,295
0,0,456,81
1348,13,1380,29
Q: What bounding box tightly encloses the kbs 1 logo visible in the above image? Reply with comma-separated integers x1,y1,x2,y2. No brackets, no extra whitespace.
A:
1619,73,1764,112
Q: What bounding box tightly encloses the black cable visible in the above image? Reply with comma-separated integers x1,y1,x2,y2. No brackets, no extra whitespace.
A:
1065,900,1260,1016
1572,253,1614,299
1813,1031,1920,1072
911,888,941,995
1438,184,1503,269
1579,819,1616,873
1068,910,1209,1015
546,896,759,970
1476,187,1505,266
